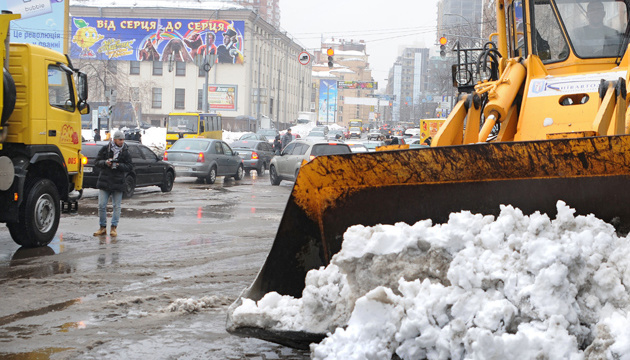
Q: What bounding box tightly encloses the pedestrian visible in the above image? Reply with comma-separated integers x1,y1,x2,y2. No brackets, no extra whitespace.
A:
273,135,282,155
104,130,111,141
390,136,399,145
423,136,432,146
93,130,133,237
93,128,101,141
281,128,293,150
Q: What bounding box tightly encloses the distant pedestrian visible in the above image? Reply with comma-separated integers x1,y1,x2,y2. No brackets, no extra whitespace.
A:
390,136,399,145
281,128,293,150
273,135,282,155
423,136,432,146
93,131,133,238
93,128,101,141
104,130,111,141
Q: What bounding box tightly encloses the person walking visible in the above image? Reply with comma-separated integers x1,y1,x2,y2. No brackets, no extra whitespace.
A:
104,130,111,141
273,135,282,155
93,131,133,237
281,128,293,150
93,128,101,141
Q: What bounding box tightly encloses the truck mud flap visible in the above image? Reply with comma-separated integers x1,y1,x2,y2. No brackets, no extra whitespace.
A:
228,134,630,346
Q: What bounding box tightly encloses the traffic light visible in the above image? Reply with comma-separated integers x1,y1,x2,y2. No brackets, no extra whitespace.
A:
327,48,334,69
439,36,447,58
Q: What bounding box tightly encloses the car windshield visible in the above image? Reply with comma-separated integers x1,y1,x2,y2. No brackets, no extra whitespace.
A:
167,115,198,133
350,127,360,131
231,140,257,149
309,131,325,137
311,144,352,156
240,133,259,140
257,130,276,136
170,139,210,151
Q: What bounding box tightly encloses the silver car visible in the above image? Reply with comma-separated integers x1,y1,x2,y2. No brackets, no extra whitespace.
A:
165,138,244,184
269,139,352,185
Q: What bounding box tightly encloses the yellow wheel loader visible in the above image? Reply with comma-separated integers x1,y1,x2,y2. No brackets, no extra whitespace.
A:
228,0,630,348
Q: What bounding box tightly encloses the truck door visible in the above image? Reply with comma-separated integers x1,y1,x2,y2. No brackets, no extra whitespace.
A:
47,64,81,172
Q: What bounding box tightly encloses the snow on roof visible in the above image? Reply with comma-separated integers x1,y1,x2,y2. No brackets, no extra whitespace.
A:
330,68,355,74
339,57,366,62
71,0,245,10
312,70,338,78
321,49,365,57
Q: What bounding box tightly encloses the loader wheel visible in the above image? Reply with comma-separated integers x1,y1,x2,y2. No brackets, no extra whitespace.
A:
7,178,60,247
270,165,281,186
2,68,16,127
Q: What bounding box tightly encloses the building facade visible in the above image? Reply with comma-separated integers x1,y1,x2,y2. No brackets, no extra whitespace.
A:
385,48,430,124
69,0,310,131
228,0,280,29
311,38,376,128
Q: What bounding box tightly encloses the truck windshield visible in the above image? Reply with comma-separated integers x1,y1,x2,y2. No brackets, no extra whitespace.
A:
554,0,628,58
167,115,198,133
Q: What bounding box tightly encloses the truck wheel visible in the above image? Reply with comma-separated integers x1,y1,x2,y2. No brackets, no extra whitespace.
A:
7,178,60,247
1,68,16,127
123,175,135,198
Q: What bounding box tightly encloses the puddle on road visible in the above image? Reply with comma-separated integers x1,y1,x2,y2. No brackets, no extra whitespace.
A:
0,347,75,360
0,241,76,283
0,299,80,327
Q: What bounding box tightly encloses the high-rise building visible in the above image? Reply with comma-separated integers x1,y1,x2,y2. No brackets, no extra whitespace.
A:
385,48,430,124
437,0,484,47
228,0,280,28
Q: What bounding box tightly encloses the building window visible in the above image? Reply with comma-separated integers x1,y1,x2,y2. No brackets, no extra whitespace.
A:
129,61,140,75
176,61,186,76
152,61,163,76
107,61,117,75
197,89,203,110
175,88,185,109
152,88,162,108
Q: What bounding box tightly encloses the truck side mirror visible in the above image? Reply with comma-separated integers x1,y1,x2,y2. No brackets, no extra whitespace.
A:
77,72,88,101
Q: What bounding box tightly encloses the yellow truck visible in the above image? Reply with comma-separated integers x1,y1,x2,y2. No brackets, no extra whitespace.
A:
0,13,90,247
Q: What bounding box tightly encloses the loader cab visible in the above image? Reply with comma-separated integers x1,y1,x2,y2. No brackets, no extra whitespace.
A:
510,0,629,65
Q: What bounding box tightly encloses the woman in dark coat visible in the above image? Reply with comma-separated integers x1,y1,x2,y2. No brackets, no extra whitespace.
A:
93,131,133,237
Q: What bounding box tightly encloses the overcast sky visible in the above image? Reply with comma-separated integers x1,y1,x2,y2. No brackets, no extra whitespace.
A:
279,0,440,90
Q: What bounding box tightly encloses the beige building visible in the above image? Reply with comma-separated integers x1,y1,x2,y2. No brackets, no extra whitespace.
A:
69,0,311,131
311,38,376,128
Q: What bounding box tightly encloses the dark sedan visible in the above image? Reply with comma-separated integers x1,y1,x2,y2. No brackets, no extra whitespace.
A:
230,139,275,175
82,141,176,198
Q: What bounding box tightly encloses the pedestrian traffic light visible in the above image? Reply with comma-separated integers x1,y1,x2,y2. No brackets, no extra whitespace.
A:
439,36,447,58
327,48,334,69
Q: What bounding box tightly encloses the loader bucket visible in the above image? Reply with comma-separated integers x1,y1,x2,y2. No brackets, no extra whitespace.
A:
228,134,630,348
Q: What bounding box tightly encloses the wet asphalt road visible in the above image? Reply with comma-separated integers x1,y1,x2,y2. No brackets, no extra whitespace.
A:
0,172,310,359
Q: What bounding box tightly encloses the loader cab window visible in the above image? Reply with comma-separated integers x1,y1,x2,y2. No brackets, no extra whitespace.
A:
508,0,526,57
557,0,628,58
532,0,569,62
48,65,75,112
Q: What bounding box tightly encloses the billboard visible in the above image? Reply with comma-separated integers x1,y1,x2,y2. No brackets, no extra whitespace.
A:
318,79,338,124
337,81,378,90
70,17,245,64
420,119,445,143
3,0,67,53
208,85,237,111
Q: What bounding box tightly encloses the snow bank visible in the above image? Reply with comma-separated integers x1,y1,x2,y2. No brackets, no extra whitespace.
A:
230,201,630,359
164,295,231,313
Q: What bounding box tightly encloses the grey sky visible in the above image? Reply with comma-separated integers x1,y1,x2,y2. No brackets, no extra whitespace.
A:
279,0,439,88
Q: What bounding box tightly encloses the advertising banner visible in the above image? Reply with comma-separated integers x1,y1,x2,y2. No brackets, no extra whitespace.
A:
2,0,66,53
208,85,237,110
420,119,445,143
318,80,338,124
70,17,245,64
337,81,378,90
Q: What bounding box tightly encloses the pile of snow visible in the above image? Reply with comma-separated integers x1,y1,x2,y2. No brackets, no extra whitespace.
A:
165,295,231,313
229,201,630,359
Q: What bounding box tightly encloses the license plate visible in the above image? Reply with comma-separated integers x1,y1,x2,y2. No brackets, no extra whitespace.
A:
175,166,189,172
84,166,92,173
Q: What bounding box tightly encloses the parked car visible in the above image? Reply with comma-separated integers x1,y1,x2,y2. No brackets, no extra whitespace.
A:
164,138,244,184
269,139,352,185
230,139,275,175
256,128,280,143
367,128,383,140
348,126,362,139
345,142,369,153
82,141,176,198
362,140,386,152
328,129,345,140
239,133,269,142
305,129,327,140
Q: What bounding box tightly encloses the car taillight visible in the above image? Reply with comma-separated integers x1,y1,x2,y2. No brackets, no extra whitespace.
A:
197,152,205,163
251,151,259,160
81,156,88,165
163,151,168,161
